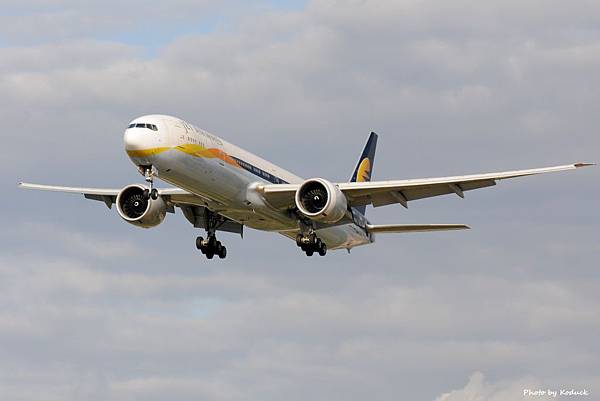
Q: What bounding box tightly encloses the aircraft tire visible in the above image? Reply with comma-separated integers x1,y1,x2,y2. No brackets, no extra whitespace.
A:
318,243,327,256
207,236,217,248
218,246,227,259
196,236,204,250
150,188,158,200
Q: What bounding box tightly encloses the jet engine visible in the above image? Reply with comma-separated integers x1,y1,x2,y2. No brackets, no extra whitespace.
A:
116,185,167,228
295,178,349,223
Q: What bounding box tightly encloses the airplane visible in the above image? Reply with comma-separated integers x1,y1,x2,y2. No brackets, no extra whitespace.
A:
19,114,593,260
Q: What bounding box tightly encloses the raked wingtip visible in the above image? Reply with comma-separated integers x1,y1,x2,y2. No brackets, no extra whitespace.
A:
574,162,595,168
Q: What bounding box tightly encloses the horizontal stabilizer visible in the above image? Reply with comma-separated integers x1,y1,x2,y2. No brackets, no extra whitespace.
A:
365,223,470,233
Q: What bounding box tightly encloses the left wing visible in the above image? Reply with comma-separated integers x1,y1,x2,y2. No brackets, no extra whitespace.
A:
259,162,593,209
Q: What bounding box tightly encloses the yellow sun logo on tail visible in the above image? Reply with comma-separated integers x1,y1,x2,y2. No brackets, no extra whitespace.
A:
357,158,371,182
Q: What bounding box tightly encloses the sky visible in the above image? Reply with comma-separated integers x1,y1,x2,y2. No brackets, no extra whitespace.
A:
1,1,599,400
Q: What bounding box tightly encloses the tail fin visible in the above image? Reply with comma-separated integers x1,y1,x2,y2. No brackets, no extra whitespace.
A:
350,132,378,215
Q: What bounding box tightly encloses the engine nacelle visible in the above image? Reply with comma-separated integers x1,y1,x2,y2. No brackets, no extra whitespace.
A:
116,185,167,228
295,178,348,223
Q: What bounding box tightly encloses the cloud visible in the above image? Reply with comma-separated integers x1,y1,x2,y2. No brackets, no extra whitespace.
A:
17,222,142,259
0,1,263,45
434,372,541,401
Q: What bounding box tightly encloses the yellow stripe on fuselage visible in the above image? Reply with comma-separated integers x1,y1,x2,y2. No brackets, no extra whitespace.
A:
126,147,171,158
127,144,241,168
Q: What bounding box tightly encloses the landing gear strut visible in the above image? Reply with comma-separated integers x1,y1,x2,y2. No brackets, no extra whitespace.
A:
296,232,327,257
195,209,228,260
141,165,158,200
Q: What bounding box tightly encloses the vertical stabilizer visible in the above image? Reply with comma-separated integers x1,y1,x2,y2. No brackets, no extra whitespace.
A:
350,132,378,215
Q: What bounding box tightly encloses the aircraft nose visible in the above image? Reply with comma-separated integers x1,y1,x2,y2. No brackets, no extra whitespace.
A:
124,129,146,151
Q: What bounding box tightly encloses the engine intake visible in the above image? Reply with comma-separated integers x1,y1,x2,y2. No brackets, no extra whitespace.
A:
295,178,348,223
116,185,166,228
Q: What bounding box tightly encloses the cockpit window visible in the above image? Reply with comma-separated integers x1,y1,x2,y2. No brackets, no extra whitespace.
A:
128,123,158,131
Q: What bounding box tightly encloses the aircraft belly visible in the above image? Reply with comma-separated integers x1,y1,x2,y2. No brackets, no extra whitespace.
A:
152,150,298,231
316,224,371,250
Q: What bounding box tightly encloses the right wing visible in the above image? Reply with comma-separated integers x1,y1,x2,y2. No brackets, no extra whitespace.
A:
18,182,201,209
18,182,243,235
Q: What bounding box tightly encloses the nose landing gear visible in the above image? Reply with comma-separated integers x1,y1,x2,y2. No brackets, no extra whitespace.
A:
140,165,159,200
296,232,327,257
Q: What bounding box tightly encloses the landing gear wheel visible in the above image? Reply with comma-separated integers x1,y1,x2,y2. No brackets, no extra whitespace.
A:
296,234,303,247
196,232,227,260
296,232,327,257
143,188,150,200
318,242,327,256
208,235,217,248
195,210,230,260
150,188,158,200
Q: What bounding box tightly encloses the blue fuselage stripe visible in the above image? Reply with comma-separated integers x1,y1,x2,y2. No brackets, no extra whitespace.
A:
231,156,289,184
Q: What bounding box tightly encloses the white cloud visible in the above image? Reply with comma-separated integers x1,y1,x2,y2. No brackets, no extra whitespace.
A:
18,222,142,259
435,372,542,401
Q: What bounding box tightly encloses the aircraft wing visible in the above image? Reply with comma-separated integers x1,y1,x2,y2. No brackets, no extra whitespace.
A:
259,162,593,209
18,182,243,235
18,182,198,207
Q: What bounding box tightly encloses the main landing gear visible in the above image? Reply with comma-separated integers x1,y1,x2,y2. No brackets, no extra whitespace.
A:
195,209,228,260
141,165,158,200
196,235,227,259
296,232,327,257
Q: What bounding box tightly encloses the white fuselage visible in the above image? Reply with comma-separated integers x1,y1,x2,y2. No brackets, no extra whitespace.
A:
124,115,371,250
